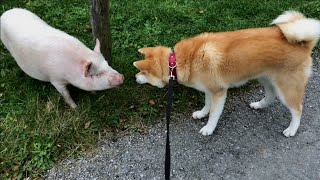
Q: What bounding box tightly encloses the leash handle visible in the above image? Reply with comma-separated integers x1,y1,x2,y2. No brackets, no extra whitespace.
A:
165,78,174,180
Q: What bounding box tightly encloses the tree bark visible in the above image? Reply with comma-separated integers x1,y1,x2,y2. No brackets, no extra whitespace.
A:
90,0,112,65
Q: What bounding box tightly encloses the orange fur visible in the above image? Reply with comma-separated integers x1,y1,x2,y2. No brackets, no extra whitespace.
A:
133,11,320,137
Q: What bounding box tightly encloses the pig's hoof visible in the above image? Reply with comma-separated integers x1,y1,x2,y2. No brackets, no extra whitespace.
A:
91,91,97,95
70,103,77,109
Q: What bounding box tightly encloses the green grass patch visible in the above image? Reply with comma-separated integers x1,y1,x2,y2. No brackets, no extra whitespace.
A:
1,0,320,178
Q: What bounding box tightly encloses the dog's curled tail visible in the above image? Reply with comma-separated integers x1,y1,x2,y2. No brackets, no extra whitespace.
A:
271,11,320,49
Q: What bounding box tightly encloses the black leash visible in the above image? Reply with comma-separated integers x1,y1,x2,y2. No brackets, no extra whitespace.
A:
165,52,177,180
165,77,175,180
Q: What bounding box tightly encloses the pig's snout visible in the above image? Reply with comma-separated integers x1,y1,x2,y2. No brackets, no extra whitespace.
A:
109,73,124,86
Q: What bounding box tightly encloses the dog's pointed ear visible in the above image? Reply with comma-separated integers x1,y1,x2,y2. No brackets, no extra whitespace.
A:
138,48,146,55
138,47,153,57
133,60,149,71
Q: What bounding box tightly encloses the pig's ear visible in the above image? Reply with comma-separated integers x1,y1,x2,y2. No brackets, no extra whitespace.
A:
133,60,149,71
83,61,93,77
94,39,101,53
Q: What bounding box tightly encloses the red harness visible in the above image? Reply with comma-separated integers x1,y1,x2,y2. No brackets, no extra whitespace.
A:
168,53,177,80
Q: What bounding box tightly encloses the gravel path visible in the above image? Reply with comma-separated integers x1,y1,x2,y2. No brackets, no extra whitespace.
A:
45,52,320,180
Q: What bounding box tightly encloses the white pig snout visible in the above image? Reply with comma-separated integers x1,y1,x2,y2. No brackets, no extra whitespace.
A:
108,73,124,87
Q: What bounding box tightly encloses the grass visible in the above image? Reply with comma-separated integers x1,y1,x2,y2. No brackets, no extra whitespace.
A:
1,0,320,179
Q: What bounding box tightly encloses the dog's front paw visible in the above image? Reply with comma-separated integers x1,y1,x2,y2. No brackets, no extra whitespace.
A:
199,125,214,136
192,110,208,119
283,127,297,137
250,102,263,109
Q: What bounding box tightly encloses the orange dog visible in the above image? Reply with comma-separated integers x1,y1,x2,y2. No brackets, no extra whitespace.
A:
133,11,320,137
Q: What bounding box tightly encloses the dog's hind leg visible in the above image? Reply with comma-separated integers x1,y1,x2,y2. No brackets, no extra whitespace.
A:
192,92,211,119
199,89,227,136
250,77,276,109
273,76,307,137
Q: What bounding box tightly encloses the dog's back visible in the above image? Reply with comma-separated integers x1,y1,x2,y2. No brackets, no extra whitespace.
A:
175,11,320,86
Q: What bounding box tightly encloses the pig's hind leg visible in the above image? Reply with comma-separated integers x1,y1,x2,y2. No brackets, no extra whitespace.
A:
51,82,77,108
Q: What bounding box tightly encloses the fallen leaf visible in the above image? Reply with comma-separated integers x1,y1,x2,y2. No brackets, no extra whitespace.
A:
13,165,19,171
138,127,148,135
120,118,128,124
149,99,155,105
46,101,54,113
84,121,91,129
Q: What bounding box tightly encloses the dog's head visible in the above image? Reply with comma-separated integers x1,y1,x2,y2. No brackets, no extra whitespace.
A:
133,46,172,88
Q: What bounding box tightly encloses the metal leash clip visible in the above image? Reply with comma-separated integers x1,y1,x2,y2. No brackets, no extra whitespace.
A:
169,66,176,80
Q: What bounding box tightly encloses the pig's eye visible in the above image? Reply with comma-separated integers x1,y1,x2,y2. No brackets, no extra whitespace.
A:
96,72,105,77
90,71,106,78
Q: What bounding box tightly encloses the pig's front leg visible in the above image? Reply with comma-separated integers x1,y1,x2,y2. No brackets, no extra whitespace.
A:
51,82,77,108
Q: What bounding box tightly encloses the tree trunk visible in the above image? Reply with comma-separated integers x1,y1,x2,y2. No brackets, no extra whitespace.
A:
90,0,112,65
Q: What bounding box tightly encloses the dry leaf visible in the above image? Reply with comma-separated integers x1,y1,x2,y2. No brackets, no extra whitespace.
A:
120,118,128,124
84,121,91,129
13,165,19,171
149,99,155,105
138,127,148,135
46,101,54,113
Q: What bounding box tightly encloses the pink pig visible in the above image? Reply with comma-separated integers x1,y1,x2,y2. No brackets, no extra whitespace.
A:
0,8,124,108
